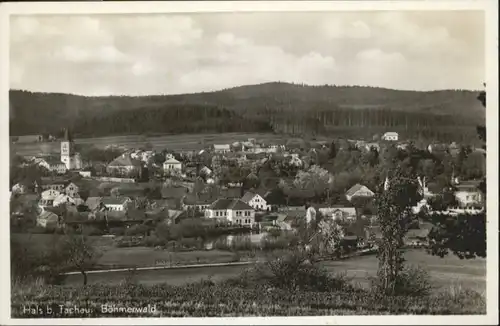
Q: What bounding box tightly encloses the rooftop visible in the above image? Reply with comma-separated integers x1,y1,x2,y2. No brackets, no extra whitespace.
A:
210,199,254,211
345,183,372,197
101,196,130,206
108,155,142,167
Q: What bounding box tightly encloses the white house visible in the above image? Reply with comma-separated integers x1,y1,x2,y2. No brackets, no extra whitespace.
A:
36,158,68,174
382,132,399,141
53,193,84,207
454,181,484,209
345,184,375,202
213,144,230,154
205,199,255,226
41,189,62,201
78,170,92,178
11,183,28,195
64,182,79,198
163,156,182,172
285,154,303,167
241,191,269,211
37,211,59,228
331,207,357,221
101,196,132,211
199,166,212,176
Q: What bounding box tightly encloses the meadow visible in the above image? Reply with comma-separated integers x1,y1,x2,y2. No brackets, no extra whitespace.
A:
12,233,486,292
11,132,305,156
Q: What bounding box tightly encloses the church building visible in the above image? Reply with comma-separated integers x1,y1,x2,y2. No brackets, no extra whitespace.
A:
60,129,82,170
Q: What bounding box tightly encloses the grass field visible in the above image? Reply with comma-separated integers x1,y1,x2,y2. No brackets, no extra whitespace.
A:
11,132,309,156
64,249,486,293
12,233,240,269
12,233,486,292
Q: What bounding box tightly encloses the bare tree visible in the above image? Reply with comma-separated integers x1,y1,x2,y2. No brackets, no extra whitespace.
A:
64,234,102,286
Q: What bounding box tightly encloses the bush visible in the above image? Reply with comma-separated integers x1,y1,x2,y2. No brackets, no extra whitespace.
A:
370,265,432,297
108,227,126,236
141,235,164,247
254,250,352,292
125,224,150,237
178,237,204,250
81,225,105,236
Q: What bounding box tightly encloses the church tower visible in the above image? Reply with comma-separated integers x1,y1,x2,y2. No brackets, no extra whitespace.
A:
61,128,74,170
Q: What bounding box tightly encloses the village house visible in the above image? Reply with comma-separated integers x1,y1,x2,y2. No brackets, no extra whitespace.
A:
382,132,399,141
205,199,255,226
101,196,132,211
163,155,183,172
106,154,142,176
213,144,231,154
78,170,92,178
85,197,106,212
41,180,66,192
11,182,28,195
199,166,213,177
454,180,484,209
345,184,375,202
41,188,61,201
182,194,216,212
36,157,68,174
36,210,60,228
241,191,269,211
331,207,357,221
53,193,84,207
64,182,80,198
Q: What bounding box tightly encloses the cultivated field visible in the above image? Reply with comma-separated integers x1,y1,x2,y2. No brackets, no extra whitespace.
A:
11,132,319,156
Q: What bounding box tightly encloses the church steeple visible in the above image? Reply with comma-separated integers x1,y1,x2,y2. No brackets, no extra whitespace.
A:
63,128,73,142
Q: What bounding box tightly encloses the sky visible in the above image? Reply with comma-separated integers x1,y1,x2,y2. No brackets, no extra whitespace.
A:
9,11,485,96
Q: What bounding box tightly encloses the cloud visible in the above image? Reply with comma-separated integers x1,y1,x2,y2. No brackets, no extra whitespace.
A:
55,45,129,63
9,12,485,95
321,19,371,39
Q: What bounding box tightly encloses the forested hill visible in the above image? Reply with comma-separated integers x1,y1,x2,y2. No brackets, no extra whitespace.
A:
9,82,484,141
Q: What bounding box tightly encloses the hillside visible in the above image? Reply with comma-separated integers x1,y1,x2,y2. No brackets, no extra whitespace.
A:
9,82,484,141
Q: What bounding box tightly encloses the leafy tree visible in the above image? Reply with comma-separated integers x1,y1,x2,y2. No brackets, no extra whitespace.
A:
374,166,420,296
426,212,486,259
293,165,333,199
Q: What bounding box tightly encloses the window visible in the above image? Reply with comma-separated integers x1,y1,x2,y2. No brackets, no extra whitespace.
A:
236,211,242,217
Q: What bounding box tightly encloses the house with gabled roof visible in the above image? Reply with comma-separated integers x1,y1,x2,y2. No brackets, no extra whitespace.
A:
182,194,216,212
35,157,68,174
53,193,84,207
106,154,142,176
163,155,182,172
37,210,60,228
101,196,132,211
205,199,255,226
241,191,269,211
454,180,484,209
85,197,106,212
345,184,375,202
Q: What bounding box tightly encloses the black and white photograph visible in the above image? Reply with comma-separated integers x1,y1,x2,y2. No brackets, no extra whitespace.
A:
0,1,498,324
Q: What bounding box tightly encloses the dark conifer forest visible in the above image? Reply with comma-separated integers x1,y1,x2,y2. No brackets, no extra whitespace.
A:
9,82,485,143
